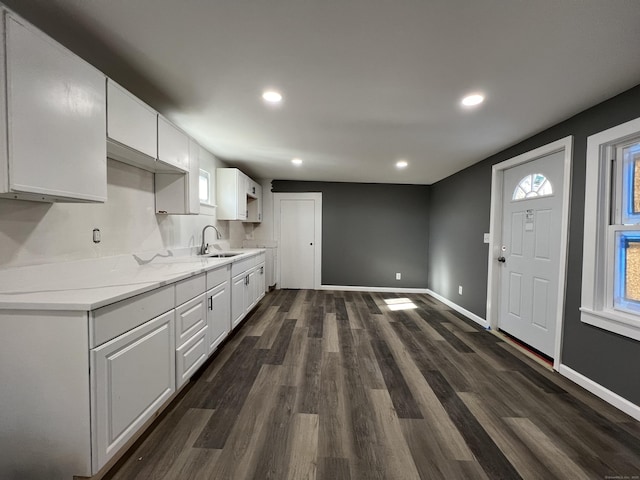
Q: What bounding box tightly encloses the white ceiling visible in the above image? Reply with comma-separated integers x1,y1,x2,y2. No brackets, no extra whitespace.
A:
6,0,640,184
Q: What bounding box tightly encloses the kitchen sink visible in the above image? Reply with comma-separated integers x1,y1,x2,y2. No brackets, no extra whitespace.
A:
206,252,242,258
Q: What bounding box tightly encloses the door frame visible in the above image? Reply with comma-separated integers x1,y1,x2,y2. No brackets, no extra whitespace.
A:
274,192,322,289
486,136,573,370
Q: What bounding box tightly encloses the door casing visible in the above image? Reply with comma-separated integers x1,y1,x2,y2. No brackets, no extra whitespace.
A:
486,136,573,370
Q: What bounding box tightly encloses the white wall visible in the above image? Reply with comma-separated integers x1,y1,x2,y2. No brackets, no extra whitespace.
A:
0,157,229,268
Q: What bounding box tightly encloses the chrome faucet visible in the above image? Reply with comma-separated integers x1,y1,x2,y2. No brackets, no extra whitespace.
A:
200,224,222,255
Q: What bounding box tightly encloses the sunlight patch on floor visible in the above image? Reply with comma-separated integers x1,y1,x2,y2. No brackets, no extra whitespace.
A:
384,298,417,311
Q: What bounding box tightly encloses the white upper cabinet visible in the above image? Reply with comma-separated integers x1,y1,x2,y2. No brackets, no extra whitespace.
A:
247,181,262,223
217,168,262,221
158,116,189,172
0,11,107,203
155,137,199,215
106,80,157,167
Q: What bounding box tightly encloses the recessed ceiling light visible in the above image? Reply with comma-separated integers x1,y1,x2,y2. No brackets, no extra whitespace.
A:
461,93,485,107
292,158,303,165
396,160,408,168
262,90,283,104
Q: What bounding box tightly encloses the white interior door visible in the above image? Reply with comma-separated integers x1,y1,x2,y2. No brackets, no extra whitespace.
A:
498,151,564,357
275,193,322,289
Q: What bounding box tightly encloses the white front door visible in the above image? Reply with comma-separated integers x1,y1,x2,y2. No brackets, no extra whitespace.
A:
275,193,322,289
498,150,564,357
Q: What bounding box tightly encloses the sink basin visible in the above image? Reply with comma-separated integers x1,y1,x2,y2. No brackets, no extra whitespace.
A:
205,252,242,258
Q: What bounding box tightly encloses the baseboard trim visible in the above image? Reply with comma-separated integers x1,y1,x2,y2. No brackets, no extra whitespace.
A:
319,285,429,294
558,364,640,422
426,289,489,328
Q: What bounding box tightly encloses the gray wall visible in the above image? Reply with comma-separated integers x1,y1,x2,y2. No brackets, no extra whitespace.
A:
271,181,429,288
428,83,640,404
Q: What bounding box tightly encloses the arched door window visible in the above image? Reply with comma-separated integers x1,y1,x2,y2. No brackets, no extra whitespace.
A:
512,173,552,200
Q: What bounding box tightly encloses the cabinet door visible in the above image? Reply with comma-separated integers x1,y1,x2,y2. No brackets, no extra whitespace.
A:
155,137,199,214
107,80,157,159
238,172,248,220
158,116,189,171
91,310,175,472
6,13,106,202
247,183,262,222
257,263,266,297
188,138,200,214
207,280,230,354
231,273,247,329
246,267,259,313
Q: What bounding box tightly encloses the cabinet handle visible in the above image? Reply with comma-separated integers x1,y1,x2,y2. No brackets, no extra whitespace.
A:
208,296,213,310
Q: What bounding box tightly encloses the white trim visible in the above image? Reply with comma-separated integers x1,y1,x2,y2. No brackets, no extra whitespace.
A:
558,364,640,422
580,308,640,342
273,192,322,290
426,289,489,328
581,116,640,341
319,285,429,294
487,136,573,371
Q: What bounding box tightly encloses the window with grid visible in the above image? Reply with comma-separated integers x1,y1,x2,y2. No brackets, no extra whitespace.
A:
581,117,640,341
613,141,640,313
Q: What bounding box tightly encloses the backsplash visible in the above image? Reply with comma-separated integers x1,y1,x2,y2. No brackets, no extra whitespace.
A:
0,159,228,268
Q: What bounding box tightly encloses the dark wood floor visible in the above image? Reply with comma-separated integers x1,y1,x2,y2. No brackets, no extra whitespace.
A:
105,290,640,480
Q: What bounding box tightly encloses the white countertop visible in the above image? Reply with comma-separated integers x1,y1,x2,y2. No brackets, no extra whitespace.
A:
0,248,264,311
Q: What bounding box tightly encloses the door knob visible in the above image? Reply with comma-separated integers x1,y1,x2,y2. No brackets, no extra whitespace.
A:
497,256,506,263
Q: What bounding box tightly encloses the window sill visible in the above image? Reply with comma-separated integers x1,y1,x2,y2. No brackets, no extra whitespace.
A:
580,307,640,341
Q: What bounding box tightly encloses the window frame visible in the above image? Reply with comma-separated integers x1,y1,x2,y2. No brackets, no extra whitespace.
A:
199,168,212,206
581,116,640,341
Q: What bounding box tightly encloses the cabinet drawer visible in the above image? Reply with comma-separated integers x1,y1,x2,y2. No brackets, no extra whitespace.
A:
175,273,206,305
176,325,208,389
231,257,254,277
175,294,206,348
207,264,230,290
91,285,174,348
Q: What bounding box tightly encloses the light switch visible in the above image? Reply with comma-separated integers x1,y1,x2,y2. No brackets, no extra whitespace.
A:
483,233,490,243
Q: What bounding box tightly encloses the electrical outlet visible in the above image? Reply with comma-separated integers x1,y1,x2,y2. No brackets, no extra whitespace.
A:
396,273,401,280
458,285,463,295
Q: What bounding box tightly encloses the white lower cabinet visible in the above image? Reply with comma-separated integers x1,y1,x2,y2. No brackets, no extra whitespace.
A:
91,309,176,472
231,255,266,329
0,252,264,479
247,266,259,312
207,280,230,354
231,271,248,328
